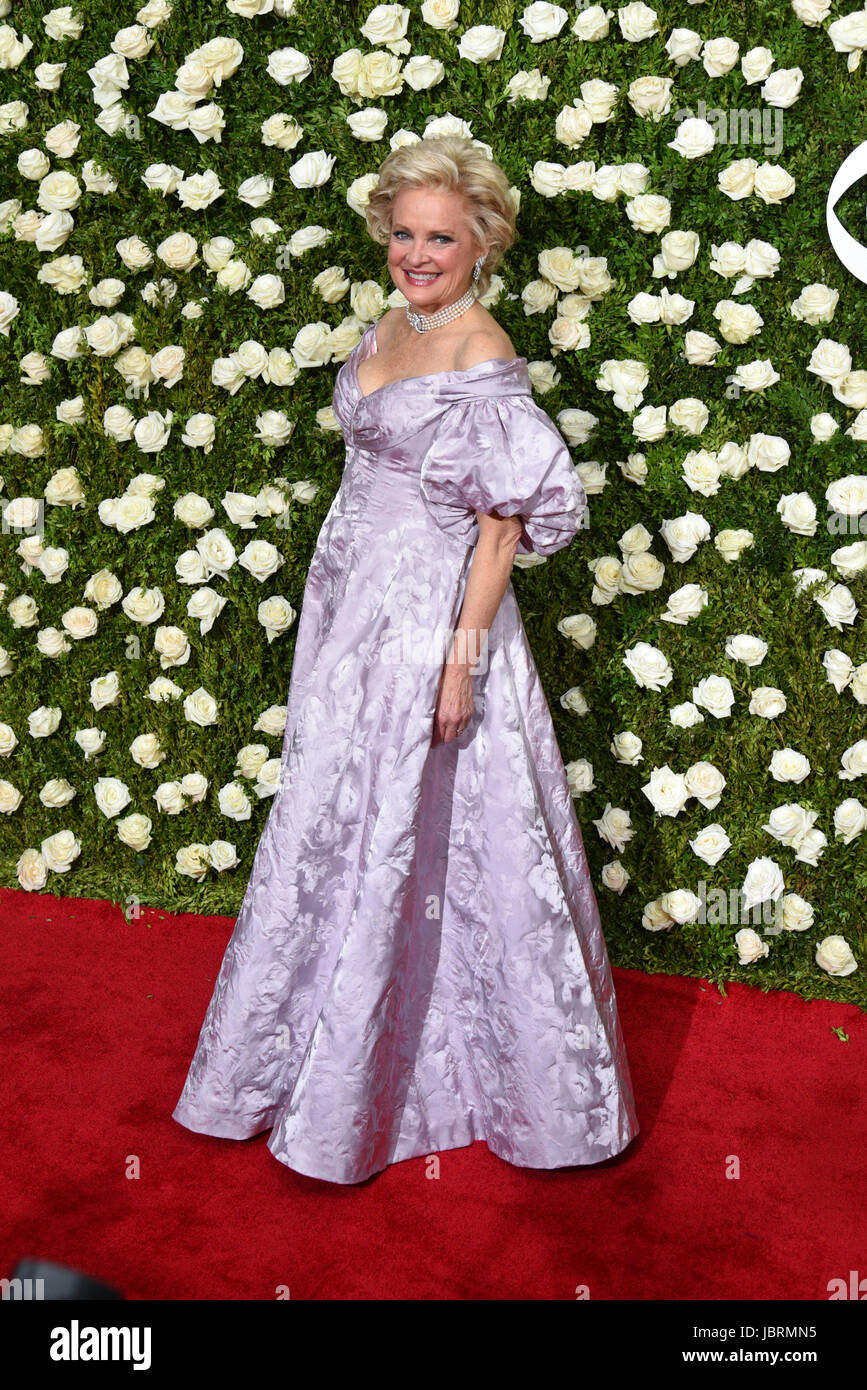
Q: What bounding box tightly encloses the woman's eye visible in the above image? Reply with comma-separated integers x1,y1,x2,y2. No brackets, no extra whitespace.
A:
393,232,451,243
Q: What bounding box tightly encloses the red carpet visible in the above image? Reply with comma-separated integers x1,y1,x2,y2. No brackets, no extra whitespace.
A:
1,887,863,1300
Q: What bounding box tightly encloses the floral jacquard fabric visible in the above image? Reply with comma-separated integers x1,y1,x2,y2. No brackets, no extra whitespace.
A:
172,321,640,1184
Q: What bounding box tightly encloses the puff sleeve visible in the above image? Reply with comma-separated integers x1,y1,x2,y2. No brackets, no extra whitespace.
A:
419,393,587,557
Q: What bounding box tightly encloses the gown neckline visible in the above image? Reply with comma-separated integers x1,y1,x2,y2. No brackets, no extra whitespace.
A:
352,320,528,402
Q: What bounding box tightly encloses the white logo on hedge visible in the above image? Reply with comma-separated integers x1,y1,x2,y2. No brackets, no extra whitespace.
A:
827,140,867,285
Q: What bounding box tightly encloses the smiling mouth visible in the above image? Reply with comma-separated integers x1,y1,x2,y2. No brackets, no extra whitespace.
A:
403,270,441,283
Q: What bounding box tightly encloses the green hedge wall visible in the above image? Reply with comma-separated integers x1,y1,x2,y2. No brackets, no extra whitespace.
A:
1,0,865,1011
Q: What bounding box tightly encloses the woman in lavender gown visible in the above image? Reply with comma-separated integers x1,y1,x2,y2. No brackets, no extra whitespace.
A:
172,135,639,1184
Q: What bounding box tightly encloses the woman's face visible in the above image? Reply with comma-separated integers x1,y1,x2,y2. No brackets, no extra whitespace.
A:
387,186,485,316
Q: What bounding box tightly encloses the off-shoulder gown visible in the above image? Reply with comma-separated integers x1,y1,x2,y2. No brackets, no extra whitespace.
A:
172,319,639,1183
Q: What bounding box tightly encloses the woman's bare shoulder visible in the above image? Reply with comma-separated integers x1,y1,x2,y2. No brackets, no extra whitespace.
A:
457,322,518,369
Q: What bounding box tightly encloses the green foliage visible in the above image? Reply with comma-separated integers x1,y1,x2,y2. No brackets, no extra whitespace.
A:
0,0,864,1009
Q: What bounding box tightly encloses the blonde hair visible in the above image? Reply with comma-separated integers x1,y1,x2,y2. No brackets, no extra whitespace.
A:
364,135,517,300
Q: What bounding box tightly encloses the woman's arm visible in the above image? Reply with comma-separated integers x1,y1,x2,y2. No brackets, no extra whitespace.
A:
433,511,523,744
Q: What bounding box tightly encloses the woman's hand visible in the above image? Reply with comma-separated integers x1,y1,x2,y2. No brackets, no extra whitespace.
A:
432,661,474,745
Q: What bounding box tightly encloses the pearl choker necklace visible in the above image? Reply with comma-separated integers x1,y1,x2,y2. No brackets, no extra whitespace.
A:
405,283,476,333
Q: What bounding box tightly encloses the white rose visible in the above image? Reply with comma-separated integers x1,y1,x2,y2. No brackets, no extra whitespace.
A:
627,74,673,120
346,107,389,142
154,625,190,668
659,512,710,562
834,798,867,844
735,928,770,964
175,844,211,879
742,857,785,912
103,405,136,441
692,674,735,718
16,847,48,891
826,474,867,517
700,34,740,76
670,702,703,727
554,102,593,148
623,641,672,691
839,740,867,780
237,174,274,209
601,860,629,894
591,802,633,854
741,46,774,83
93,776,132,818
685,761,726,810
116,813,153,850
811,411,839,439
559,686,589,717
74,728,107,758
689,823,730,866
642,765,689,817
661,584,707,625
815,582,857,630
61,606,97,639
33,205,72,250
562,757,594,797
831,542,867,581
421,0,459,29
610,731,643,765
40,829,81,873
753,162,797,207
216,780,252,820
625,194,671,236
717,157,758,201
155,781,186,814
197,528,237,578
763,803,815,848
238,539,282,582
557,613,596,649
37,171,81,212
642,899,675,933
659,889,701,924
668,116,716,159
725,633,767,667
221,492,259,528
769,749,811,783
749,686,787,718
458,24,506,63
777,492,816,536
728,358,781,394
255,410,294,447
808,338,851,388
619,550,665,594
28,706,62,739
619,4,658,42
792,282,838,325
850,662,867,703
289,151,335,189
156,232,198,272
180,414,216,453
596,357,649,412
183,686,218,728
761,67,800,108
815,935,857,977
134,410,172,453
823,648,854,693
41,471,81,515
681,449,720,496
209,840,239,871
150,345,185,389
715,299,763,343
714,529,754,562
